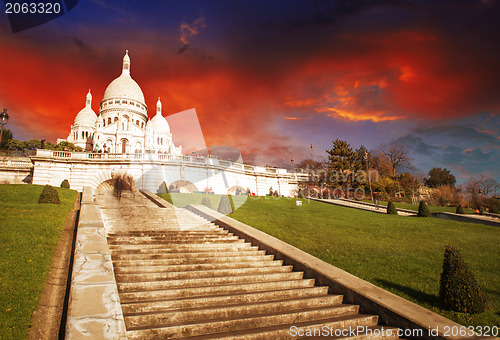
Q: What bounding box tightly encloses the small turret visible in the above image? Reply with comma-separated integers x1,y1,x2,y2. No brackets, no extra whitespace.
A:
122,50,130,74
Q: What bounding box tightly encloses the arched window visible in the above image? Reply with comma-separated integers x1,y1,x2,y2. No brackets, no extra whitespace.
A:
136,120,139,125
107,117,111,124
82,131,85,139
114,117,118,122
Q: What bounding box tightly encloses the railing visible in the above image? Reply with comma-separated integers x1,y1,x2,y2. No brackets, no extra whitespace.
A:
34,149,300,178
0,158,33,168
52,151,72,158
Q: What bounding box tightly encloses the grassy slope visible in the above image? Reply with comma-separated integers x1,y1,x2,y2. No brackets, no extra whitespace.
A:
0,184,77,339
229,196,499,327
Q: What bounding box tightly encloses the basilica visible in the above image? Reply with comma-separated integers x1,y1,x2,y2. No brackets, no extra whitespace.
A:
59,51,182,155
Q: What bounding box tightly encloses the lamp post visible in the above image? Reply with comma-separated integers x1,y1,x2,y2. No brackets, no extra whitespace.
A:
0,109,9,149
364,151,373,201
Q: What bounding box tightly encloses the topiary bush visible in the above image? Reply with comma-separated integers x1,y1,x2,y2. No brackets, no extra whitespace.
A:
38,185,60,204
417,201,431,217
456,205,465,214
439,245,488,314
218,195,233,214
201,197,212,210
60,179,70,189
387,201,398,215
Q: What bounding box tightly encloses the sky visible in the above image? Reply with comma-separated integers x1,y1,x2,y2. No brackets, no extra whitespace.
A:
0,0,499,183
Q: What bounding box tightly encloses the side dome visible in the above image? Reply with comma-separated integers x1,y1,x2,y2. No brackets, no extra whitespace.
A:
102,51,146,104
73,90,97,126
150,98,170,133
150,114,170,133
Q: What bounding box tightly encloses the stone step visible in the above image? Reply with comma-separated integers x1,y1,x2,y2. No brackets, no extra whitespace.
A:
110,248,263,259
115,265,294,282
118,272,304,292
125,296,348,329
118,279,317,303
109,245,260,256
121,286,331,314
113,259,284,274
112,254,274,267
108,237,242,245
188,318,395,340
126,306,366,339
108,241,252,252
108,234,235,243
108,229,227,237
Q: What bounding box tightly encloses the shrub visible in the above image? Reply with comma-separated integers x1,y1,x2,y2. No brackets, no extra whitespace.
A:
38,185,60,204
483,197,500,214
456,205,465,214
417,201,431,217
162,192,173,205
60,179,70,189
201,197,212,210
439,245,488,314
387,201,398,215
218,195,233,214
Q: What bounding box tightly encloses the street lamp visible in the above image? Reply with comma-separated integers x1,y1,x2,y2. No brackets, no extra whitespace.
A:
364,150,373,201
0,109,9,149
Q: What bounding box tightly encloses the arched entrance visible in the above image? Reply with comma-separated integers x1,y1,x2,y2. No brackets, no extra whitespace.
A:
168,180,198,193
120,138,128,154
228,185,246,195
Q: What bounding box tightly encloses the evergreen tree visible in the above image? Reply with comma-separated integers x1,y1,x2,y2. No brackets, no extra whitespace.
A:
201,197,213,210
38,185,60,204
439,245,488,313
417,201,431,217
425,168,456,188
387,201,398,215
218,196,233,214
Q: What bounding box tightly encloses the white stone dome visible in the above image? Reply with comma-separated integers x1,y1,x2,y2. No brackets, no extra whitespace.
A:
102,51,145,104
150,98,170,133
73,90,97,126
150,114,170,133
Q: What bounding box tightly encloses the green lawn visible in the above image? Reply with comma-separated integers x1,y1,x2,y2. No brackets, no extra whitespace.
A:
0,184,77,339
362,199,475,214
159,192,248,211
227,196,499,327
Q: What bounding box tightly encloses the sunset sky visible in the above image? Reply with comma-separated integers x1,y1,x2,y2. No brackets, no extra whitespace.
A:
1,0,499,182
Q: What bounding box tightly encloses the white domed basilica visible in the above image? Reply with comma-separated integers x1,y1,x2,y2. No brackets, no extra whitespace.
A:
61,51,182,155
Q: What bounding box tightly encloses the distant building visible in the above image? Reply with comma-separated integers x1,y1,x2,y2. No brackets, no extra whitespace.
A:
58,51,181,155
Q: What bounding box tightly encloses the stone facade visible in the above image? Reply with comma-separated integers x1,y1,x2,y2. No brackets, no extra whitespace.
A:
31,149,305,195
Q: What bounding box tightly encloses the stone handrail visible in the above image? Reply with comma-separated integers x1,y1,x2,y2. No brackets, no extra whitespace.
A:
0,157,33,168
33,149,301,178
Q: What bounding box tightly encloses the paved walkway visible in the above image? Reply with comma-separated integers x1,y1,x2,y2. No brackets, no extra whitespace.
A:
310,198,417,216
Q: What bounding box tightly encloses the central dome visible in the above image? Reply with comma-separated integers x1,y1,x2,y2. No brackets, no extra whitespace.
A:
102,51,145,104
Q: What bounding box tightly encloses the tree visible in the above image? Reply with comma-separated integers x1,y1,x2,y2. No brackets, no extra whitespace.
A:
326,139,357,189
387,201,398,215
417,201,432,217
0,129,13,148
439,245,487,313
381,144,413,176
425,168,456,188
370,149,393,177
397,172,421,197
5,139,24,151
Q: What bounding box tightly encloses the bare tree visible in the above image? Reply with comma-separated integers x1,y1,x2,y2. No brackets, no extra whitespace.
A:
382,144,413,176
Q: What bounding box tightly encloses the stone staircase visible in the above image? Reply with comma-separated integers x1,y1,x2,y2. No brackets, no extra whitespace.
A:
98,190,400,339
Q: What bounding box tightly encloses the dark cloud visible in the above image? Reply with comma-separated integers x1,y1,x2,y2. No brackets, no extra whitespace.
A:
73,38,97,59
389,118,500,181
